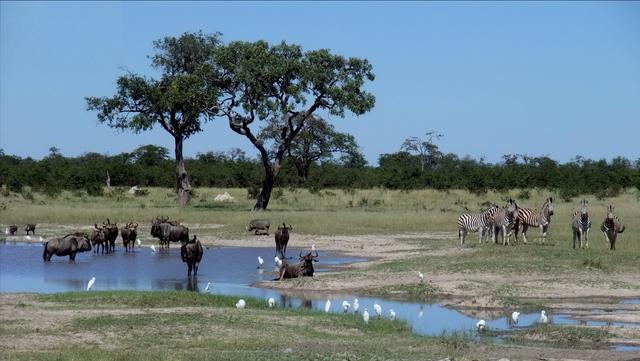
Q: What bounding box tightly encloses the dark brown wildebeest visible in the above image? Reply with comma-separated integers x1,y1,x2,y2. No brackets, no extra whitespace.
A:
150,217,189,250
42,233,92,262
181,235,203,276
90,224,107,254
275,223,292,258
102,219,119,253
121,222,138,253
9,225,18,235
277,251,319,280
25,224,36,235
247,219,270,235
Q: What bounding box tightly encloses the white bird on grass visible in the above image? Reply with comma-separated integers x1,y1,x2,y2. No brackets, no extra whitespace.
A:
342,300,351,313
476,319,486,332
136,238,141,246
204,282,212,292
268,298,275,308
418,271,424,283
235,299,246,309
539,310,548,324
86,277,96,291
353,298,359,313
325,299,331,313
511,311,520,325
150,245,156,253
389,309,396,321
373,303,382,318
363,308,370,324
257,256,264,268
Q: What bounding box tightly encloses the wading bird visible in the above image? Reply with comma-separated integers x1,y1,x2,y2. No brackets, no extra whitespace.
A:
389,309,396,320
418,271,424,283
236,299,246,309
87,277,95,291
363,308,370,324
342,300,351,313
476,319,486,331
325,299,331,313
373,303,382,318
257,256,264,268
512,311,520,325
136,238,141,246
150,245,156,253
353,298,359,313
268,298,275,308
205,282,211,292
539,310,548,324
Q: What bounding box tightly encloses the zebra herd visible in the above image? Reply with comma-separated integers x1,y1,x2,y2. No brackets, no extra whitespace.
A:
457,197,626,250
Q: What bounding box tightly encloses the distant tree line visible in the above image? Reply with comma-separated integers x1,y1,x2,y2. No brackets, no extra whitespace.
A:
1,146,638,201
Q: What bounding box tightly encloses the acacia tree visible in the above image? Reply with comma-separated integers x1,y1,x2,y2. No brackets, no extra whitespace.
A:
259,115,361,181
215,41,375,210
401,131,444,172
86,32,220,206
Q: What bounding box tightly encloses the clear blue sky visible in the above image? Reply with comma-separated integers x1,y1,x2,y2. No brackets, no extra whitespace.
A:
1,1,639,165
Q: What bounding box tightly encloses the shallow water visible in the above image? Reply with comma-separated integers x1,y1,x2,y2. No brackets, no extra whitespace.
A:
1,241,638,349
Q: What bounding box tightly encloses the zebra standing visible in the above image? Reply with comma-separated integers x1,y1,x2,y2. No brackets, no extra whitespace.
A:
515,197,554,244
457,205,499,245
600,205,625,250
492,198,519,246
571,199,591,249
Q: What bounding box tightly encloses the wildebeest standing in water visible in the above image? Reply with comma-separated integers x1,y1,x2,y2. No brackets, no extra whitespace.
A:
102,219,119,253
181,235,203,277
150,216,189,250
90,224,107,254
43,233,92,262
8,225,18,235
121,222,138,253
25,224,36,235
277,251,319,280
275,223,292,258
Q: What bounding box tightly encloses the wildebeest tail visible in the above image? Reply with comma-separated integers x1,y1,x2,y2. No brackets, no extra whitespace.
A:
180,244,189,262
42,242,48,261
196,240,203,262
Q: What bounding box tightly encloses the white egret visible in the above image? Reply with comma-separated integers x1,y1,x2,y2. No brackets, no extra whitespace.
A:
363,308,370,324
257,256,264,268
150,245,156,253
86,277,96,291
274,256,283,271
39,236,44,243
25,235,31,241
511,311,520,325
342,300,351,313
418,271,424,283
311,243,316,252
325,299,331,313
4,227,8,235
373,303,382,318
268,298,275,308
136,239,142,246
353,298,359,313
235,299,246,309
204,282,212,292
540,310,548,324
476,319,486,331
389,309,396,320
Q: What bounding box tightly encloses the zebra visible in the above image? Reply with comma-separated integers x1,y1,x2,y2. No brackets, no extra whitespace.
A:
571,199,591,249
457,205,499,245
492,198,519,246
514,197,554,244
600,205,625,250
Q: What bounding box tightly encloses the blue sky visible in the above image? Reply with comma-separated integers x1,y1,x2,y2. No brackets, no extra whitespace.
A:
1,1,639,165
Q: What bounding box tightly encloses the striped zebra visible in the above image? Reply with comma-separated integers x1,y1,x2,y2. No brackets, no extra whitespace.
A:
600,205,625,250
515,197,554,244
457,205,499,245
571,199,591,249
492,198,519,246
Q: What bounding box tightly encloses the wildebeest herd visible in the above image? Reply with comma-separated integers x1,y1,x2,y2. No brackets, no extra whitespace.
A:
457,198,626,250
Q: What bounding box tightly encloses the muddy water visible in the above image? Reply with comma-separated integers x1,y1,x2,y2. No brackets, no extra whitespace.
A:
1,241,638,349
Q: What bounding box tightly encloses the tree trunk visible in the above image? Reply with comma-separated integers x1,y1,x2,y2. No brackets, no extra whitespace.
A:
174,137,192,206
254,166,277,211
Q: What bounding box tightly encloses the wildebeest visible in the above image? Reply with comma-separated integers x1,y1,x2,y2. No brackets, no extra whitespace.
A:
247,219,270,235
9,225,18,235
121,222,138,253
277,251,319,280
102,219,119,253
42,233,92,261
150,216,189,249
181,235,203,276
25,224,36,235
600,205,625,250
90,224,107,254
275,223,292,258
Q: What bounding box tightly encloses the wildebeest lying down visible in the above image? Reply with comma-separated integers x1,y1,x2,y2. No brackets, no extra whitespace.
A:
275,223,292,258
25,224,36,235
151,216,189,249
9,225,18,235
90,224,107,254
181,235,203,276
43,233,92,261
102,219,119,253
247,219,270,235
277,251,318,280
121,222,138,253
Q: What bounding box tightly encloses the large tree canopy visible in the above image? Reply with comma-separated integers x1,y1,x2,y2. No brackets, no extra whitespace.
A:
214,40,375,210
86,31,220,206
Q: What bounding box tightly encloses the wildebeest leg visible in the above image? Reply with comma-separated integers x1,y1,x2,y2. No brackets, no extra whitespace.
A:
70,252,76,262
194,262,199,276
187,263,193,277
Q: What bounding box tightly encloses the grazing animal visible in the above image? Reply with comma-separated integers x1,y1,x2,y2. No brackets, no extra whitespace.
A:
235,299,246,309
102,219,119,253
90,224,107,254
539,310,548,324
363,308,370,324
150,217,189,249
515,197,554,244
476,319,486,331
24,224,36,235
571,199,592,249
42,233,92,261
600,205,625,250
389,309,396,321
268,298,275,308
121,222,138,253
511,311,520,325
353,298,360,313
8,225,18,235
277,251,319,280
274,223,292,258
492,199,519,245
325,299,331,313
342,300,351,313
373,303,382,318
247,219,270,235
457,205,499,245
181,235,204,277
87,277,96,291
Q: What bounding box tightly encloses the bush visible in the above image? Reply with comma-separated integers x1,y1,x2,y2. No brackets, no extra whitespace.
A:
134,188,149,197
272,188,284,200
246,185,260,199
559,187,579,203
86,183,104,197
517,189,531,200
